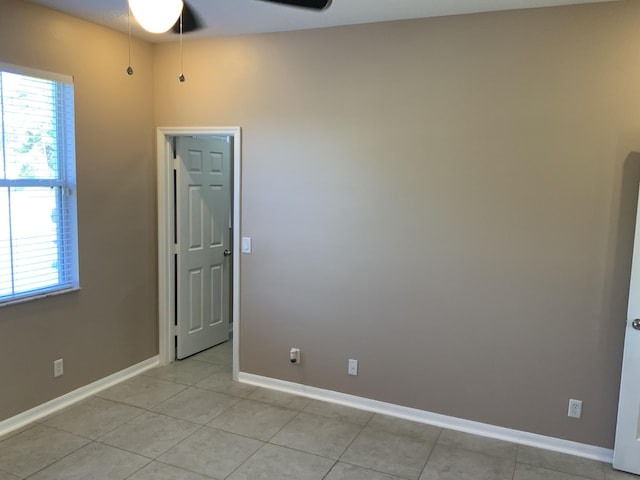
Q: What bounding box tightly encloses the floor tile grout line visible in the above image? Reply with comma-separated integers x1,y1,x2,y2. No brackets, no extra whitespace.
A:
515,458,605,480
431,435,520,462
140,423,235,477
91,437,165,461
183,423,271,448
185,372,255,398
224,441,344,479
266,435,351,464
301,398,371,417
122,457,155,480
34,421,100,444
319,459,340,480
20,439,126,480
153,422,211,457
335,417,367,463
340,418,438,479
203,398,297,438
335,413,443,480
194,383,257,398
0,423,38,444
150,391,242,426
262,407,303,443
95,383,189,410
95,362,233,411
336,458,417,480
37,393,145,429
416,426,445,479
86,393,156,412
300,401,375,429
89,400,149,441
287,408,370,433
222,441,267,480
140,360,229,385
40,395,151,440
513,444,520,480
93,424,200,462
0,422,85,479
94,391,194,435
140,373,218,388
513,456,613,480
151,457,219,480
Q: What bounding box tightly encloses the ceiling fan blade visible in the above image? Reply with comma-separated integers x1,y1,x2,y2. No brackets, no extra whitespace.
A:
171,1,203,34
257,0,332,11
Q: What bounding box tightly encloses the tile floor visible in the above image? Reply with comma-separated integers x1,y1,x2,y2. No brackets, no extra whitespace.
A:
0,340,638,480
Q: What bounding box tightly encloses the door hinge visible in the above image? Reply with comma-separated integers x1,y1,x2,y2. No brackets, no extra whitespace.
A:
173,243,179,255
173,324,178,336
173,158,179,170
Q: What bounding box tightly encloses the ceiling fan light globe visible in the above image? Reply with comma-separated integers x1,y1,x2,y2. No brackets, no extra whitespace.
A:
128,0,184,33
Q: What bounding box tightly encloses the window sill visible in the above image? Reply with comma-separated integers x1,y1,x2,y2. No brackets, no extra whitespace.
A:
0,287,81,308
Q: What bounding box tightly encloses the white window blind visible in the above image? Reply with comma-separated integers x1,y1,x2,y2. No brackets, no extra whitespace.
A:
0,63,79,305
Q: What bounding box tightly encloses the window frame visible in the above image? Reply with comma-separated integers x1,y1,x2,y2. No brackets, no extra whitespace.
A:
0,62,79,307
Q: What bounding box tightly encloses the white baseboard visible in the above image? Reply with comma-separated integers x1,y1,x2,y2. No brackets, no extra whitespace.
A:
239,372,614,464
0,356,159,438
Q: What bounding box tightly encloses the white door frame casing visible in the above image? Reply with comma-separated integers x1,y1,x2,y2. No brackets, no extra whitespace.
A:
157,127,241,380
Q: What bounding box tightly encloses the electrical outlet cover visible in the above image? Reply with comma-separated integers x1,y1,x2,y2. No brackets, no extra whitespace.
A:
568,399,582,419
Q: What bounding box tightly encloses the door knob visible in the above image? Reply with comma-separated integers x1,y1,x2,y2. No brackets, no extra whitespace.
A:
224,249,232,257
633,319,640,330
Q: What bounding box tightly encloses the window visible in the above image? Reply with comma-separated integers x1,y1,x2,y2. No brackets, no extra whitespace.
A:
0,63,79,305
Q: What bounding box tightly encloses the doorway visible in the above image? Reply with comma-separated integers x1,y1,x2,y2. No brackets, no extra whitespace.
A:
157,127,241,381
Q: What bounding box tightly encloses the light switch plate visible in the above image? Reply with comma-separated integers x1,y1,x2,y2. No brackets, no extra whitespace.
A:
348,359,358,376
54,359,63,377
242,237,252,254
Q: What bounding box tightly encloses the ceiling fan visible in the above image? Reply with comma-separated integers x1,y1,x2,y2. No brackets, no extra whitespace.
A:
128,0,332,35
172,0,334,34
126,0,331,80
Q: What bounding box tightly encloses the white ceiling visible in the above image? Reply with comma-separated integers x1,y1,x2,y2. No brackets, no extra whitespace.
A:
26,0,618,43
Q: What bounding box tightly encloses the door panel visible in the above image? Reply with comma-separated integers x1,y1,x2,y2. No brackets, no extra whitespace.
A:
210,185,225,247
188,268,203,333
176,136,231,359
210,264,223,326
188,185,203,249
613,187,640,475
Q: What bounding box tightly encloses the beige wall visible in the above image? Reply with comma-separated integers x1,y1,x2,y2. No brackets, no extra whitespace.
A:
0,0,157,421
156,1,640,448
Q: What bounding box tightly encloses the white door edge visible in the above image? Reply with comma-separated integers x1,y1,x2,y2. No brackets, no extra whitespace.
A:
613,184,640,474
157,127,242,381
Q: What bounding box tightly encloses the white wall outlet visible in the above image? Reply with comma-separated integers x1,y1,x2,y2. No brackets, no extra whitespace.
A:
290,348,301,364
568,399,582,419
53,358,64,377
348,358,358,376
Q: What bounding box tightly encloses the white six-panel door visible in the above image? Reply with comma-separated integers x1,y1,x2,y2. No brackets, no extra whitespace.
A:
176,136,231,359
613,187,640,475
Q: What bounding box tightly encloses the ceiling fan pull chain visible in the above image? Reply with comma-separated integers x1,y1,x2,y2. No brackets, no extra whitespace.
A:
126,2,134,75
178,11,186,82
